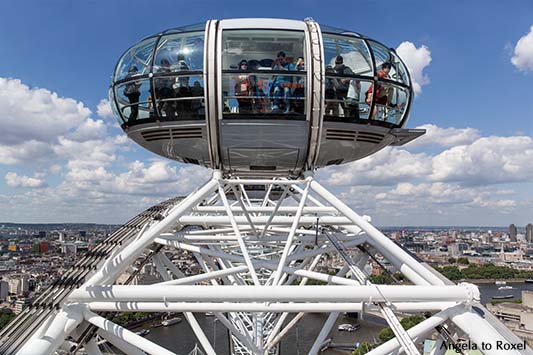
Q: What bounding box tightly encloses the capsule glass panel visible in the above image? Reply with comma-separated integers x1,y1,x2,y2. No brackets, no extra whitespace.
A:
114,37,157,81
368,83,409,124
108,87,124,124
322,34,373,77
368,41,408,85
115,79,153,124
153,32,205,72
153,75,205,120
221,29,306,117
325,78,372,121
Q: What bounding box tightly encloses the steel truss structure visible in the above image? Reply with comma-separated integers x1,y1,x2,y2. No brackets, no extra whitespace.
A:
16,171,532,355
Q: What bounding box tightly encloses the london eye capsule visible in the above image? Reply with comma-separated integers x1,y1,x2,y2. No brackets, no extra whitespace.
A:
109,18,424,177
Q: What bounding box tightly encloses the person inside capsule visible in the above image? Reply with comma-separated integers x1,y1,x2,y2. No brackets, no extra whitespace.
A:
235,59,252,113
271,51,294,113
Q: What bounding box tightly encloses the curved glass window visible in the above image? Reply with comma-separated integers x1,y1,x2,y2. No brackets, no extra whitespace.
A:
115,37,157,82
114,78,154,124
323,34,372,76
321,26,361,36
221,30,307,117
366,83,409,124
108,87,123,124
368,41,409,85
153,75,205,120
324,78,373,121
154,32,204,72
163,23,206,34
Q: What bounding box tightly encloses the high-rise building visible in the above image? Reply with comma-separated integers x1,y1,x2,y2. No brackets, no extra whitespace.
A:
509,224,517,242
0,281,8,300
526,223,533,244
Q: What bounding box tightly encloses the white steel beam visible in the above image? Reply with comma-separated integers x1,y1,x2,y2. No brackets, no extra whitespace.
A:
86,301,456,313
309,180,445,286
96,329,145,355
273,180,310,285
69,285,475,303
156,265,249,285
366,306,459,355
84,310,175,355
17,306,84,355
83,174,219,286
218,185,261,285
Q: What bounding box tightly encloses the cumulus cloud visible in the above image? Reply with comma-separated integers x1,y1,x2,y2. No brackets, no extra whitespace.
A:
96,99,114,119
320,128,533,189
0,140,56,165
396,42,431,96
430,136,533,184
321,147,430,186
5,172,47,188
511,25,533,72
68,118,107,142
371,182,518,217
406,124,481,148
0,78,91,145
0,77,105,165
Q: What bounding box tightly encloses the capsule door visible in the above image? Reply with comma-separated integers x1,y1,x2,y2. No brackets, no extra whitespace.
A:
216,20,311,176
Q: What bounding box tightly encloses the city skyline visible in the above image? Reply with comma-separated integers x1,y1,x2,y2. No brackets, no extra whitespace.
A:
1,0,533,226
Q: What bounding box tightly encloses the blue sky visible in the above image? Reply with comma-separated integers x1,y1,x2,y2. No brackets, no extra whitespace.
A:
1,0,533,226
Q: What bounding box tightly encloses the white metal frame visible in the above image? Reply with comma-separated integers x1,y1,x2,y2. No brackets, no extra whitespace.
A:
17,171,532,355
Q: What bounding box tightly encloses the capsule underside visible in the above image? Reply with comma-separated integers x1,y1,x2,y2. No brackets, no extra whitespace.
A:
110,19,422,177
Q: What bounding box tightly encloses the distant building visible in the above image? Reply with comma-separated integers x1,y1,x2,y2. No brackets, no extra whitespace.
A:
0,281,8,300
8,275,29,295
14,298,31,315
38,231,46,238
509,224,518,242
488,290,533,347
39,241,49,253
19,244,31,253
7,243,17,252
527,224,533,244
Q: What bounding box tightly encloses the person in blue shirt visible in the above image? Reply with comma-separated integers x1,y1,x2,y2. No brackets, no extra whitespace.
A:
271,51,295,113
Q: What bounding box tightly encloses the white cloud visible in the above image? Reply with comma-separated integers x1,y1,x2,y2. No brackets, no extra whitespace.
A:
371,182,518,217
511,25,533,72
68,118,108,142
430,136,533,184
0,140,55,165
96,99,114,119
406,124,481,148
0,77,106,166
396,42,432,96
0,78,91,145
321,147,430,186
49,164,63,174
5,172,47,188
320,129,533,189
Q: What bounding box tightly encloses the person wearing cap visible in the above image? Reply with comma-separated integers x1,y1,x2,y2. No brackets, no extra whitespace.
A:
234,60,252,113
271,51,295,113
123,65,142,121
333,55,354,117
